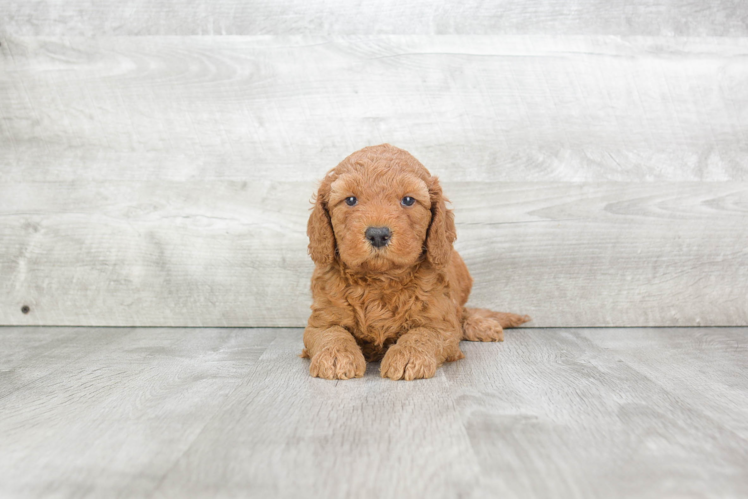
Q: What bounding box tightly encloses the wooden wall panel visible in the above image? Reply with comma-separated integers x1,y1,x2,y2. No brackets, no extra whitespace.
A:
1,13,747,326
2,182,746,327
1,36,747,184
2,0,747,36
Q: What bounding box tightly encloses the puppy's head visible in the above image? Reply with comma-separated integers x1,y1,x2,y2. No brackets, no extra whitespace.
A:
307,144,456,273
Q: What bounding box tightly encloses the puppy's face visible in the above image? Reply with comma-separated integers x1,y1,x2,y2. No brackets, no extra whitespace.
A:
327,167,432,272
307,144,456,272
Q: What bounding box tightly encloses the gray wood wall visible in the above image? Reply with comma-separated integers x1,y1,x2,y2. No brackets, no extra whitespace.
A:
1,1,747,327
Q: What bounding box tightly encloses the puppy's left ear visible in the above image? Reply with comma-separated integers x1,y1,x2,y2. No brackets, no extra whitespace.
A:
426,176,457,267
307,180,336,265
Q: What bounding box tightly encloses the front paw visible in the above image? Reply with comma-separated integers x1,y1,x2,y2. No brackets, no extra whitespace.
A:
380,344,438,381
309,343,366,380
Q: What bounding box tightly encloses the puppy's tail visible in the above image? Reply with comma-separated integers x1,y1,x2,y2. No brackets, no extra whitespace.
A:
461,307,531,342
464,307,531,328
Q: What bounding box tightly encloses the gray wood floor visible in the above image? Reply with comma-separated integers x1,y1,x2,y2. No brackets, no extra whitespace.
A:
1,327,746,497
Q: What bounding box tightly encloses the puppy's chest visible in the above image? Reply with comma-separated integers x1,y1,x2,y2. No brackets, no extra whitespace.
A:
345,285,422,344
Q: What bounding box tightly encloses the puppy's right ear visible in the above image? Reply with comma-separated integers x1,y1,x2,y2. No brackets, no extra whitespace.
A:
425,176,457,268
307,181,336,265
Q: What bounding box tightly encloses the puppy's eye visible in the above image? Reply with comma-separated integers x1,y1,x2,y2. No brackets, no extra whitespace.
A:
401,196,415,207
345,196,357,206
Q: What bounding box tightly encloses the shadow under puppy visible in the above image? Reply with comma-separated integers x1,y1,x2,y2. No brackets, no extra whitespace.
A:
302,144,530,380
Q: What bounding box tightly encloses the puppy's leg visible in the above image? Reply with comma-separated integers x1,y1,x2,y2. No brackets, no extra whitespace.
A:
461,307,531,342
380,328,461,381
303,326,366,380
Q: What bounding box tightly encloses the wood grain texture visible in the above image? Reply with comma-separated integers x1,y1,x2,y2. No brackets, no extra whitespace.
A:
1,327,747,497
449,327,748,497
155,337,481,498
0,181,313,327
0,326,128,398
0,326,280,497
1,181,746,327
2,34,747,327
1,35,747,183
0,181,748,326
2,0,747,36
580,328,748,440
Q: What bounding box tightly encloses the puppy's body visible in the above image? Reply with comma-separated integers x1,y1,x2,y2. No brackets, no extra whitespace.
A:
303,144,529,380
307,254,464,364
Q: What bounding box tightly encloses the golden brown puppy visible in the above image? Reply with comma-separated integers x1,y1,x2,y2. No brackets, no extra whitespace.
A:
302,144,530,380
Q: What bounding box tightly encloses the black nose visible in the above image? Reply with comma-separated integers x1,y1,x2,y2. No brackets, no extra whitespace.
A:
365,226,391,248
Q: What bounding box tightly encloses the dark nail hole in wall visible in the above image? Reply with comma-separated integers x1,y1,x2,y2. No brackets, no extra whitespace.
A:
21,305,30,314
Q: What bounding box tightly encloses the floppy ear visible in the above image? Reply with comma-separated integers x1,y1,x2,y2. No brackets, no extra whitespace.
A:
426,176,457,267
307,181,336,265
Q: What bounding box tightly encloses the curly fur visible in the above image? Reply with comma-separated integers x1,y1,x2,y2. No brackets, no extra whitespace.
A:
302,144,530,380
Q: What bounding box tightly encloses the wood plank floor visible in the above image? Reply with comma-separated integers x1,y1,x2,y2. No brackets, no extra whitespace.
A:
0,327,746,498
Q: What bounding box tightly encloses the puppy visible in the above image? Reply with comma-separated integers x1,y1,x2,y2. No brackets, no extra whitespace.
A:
302,144,530,380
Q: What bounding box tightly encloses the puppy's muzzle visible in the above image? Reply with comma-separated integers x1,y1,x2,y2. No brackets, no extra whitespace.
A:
365,226,391,248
